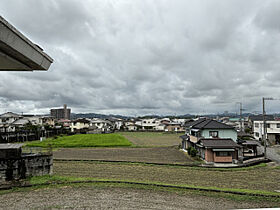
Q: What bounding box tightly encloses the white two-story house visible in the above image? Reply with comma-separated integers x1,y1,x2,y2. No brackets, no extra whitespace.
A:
253,120,280,144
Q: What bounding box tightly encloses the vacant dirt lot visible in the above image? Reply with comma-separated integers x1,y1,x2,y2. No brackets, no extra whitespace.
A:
54,161,280,193
0,185,276,210
53,146,194,164
119,132,182,147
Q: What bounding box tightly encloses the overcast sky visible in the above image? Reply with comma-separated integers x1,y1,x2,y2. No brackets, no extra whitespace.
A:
1,0,280,116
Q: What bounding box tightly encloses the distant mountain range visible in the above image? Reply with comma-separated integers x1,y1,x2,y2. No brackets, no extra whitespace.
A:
70,112,248,119
71,113,130,120
70,112,280,120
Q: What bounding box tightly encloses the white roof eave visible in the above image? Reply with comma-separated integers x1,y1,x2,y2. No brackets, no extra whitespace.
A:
0,16,53,71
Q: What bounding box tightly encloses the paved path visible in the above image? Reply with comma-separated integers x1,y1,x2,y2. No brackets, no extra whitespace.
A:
259,145,280,163
267,146,280,163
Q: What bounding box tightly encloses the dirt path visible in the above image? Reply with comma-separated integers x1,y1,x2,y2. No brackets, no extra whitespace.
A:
0,185,275,209
53,146,194,164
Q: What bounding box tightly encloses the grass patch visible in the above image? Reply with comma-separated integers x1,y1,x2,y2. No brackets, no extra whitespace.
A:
23,175,280,201
25,134,132,148
54,159,266,171
28,175,92,185
118,131,182,147
54,161,279,193
28,175,280,197
1,175,279,206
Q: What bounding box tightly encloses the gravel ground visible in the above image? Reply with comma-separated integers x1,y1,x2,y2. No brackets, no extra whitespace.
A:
53,146,194,164
0,185,275,210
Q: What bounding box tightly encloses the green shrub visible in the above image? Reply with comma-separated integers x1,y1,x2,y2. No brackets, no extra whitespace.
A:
190,147,197,157
187,146,197,157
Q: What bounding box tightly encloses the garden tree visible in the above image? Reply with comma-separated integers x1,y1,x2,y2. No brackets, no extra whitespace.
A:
245,128,251,134
23,123,40,132
43,124,52,130
22,123,42,141
187,146,197,157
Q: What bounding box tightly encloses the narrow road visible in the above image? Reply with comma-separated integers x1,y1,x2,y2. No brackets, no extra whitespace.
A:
259,145,280,163
267,146,280,163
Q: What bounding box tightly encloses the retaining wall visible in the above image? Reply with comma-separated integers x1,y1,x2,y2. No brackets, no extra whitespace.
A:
0,153,53,182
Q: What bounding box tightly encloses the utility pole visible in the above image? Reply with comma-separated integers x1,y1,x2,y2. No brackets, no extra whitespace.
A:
237,102,245,132
262,97,274,159
262,97,267,158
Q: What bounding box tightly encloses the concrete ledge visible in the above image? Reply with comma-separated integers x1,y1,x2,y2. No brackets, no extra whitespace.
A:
0,16,53,71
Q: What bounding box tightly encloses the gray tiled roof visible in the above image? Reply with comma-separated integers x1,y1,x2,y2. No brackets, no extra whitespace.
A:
249,115,274,121
199,138,240,148
190,119,234,129
184,118,206,128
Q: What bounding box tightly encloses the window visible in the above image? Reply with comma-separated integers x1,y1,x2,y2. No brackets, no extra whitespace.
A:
254,123,259,128
277,124,280,128
209,131,219,138
216,151,231,157
266,123,270,128
255,132,259,137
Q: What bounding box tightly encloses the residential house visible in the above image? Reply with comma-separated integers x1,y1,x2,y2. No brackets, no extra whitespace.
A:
23,115,43,125
70,118,90,133
253,120,280,144
111,118,124,130
0,112,23,132
41,116,55,127
165,122,184,132
181,118,242,163
248,114,274,132
160,118,171,125
141,118,157,130
90,119,113,133
10,118,31,132
155,123,166,131
126,123,139,131
195,138,241,163
172,118,186,125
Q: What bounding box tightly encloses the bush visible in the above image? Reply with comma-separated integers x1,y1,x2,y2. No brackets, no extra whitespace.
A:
187,146,197,157
244,128,251,134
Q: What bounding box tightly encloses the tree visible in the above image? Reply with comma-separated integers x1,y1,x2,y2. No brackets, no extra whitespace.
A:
187,146,197,157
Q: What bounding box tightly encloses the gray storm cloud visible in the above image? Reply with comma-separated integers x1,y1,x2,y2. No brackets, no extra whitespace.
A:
0,0,280,115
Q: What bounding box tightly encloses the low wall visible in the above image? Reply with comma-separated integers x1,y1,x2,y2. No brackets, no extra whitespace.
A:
0,153,53,182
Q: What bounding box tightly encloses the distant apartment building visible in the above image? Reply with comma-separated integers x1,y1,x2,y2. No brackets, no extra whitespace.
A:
50,104,71,120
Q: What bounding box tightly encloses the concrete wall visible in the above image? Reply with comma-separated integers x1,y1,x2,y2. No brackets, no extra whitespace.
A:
0,154,52,182
201,129,237,141
24,154,53,177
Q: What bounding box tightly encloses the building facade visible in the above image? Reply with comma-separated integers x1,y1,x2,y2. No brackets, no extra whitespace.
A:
253,120,280,144
50,104,71,120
